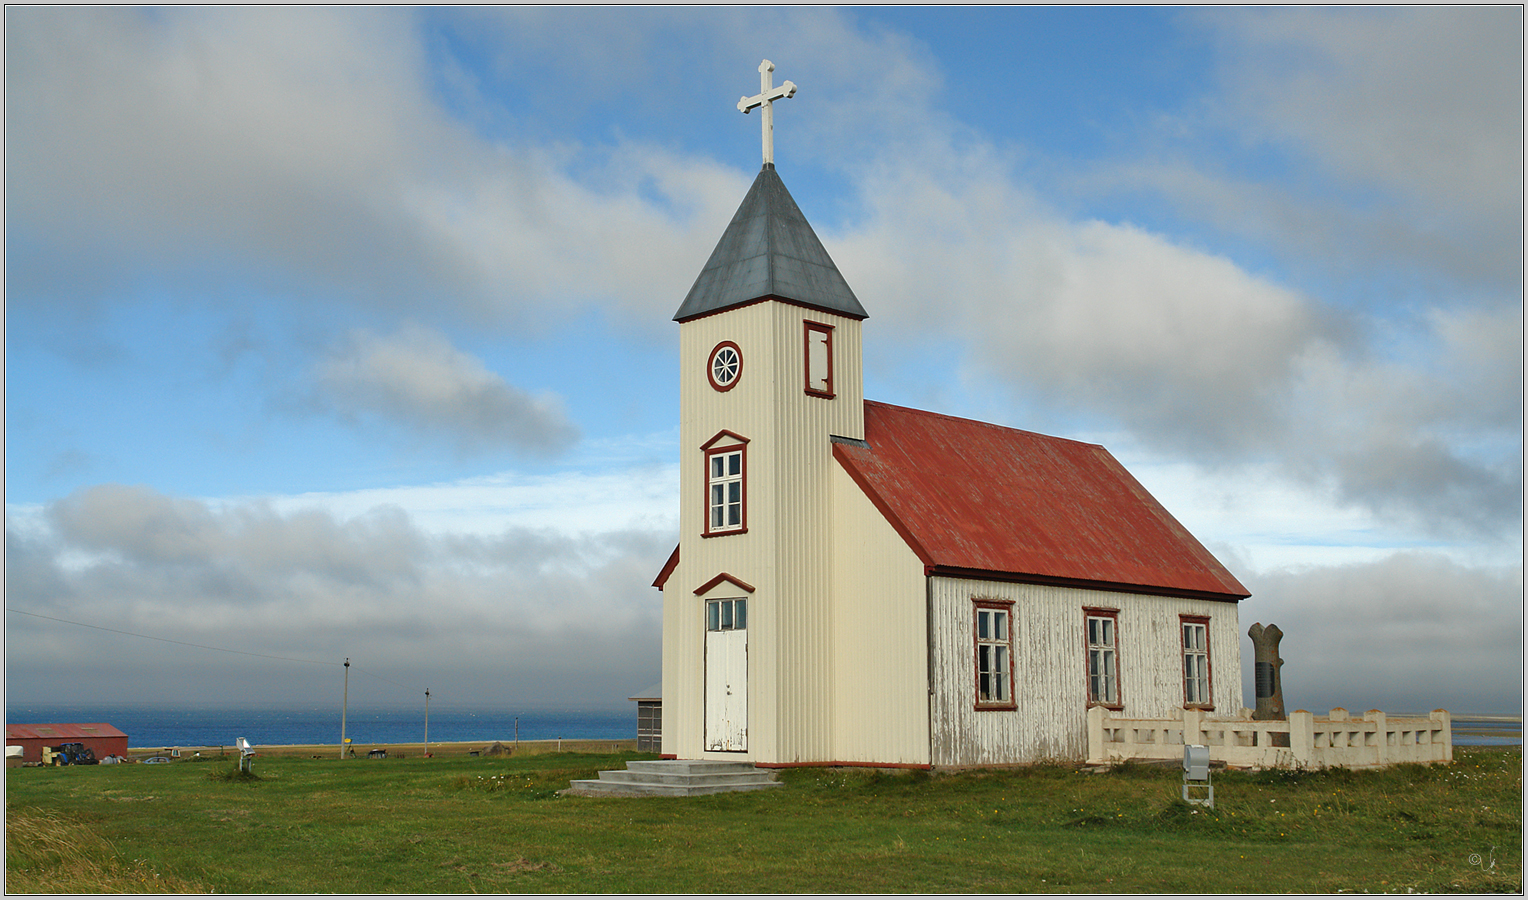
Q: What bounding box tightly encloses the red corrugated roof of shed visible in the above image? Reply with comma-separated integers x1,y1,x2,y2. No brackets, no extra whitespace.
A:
834,401,1249,600
7,723,128,741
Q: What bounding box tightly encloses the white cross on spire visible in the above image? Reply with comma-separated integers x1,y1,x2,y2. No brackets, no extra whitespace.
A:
738,59,796,167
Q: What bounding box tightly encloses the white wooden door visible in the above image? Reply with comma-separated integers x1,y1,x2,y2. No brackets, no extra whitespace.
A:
704,598,747,751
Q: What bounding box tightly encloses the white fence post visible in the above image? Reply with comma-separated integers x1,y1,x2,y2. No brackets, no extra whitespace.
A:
1432,709,1453,763
1182,707,1204,749
1365,710,1387,766
1288,710,1314,766
1087,705,1106,764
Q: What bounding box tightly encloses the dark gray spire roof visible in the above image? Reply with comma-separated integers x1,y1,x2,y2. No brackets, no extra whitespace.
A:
674,165,866,322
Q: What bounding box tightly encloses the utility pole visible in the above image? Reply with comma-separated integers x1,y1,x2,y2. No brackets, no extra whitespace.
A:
340,657,350,759
423,688,430,758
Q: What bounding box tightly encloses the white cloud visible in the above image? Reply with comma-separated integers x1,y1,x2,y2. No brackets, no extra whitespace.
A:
270,462,680,539
311,324,580,458
1113,454,1408,573
838,155,1324,445
1278,305,1523,537
1130,7,1525,291
1201,7,1522,228
8,9,434,286
4,7,748,328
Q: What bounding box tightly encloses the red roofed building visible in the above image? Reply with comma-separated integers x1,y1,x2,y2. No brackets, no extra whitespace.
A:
7,723,128,764
654,160,1249,767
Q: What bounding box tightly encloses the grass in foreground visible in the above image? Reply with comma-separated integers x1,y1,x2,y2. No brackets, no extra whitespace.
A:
6,748,1520,893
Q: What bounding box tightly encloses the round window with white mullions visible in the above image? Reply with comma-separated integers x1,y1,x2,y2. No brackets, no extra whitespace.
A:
707,341,743,392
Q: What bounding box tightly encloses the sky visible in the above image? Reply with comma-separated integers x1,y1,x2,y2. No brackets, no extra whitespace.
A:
5,7,1523,718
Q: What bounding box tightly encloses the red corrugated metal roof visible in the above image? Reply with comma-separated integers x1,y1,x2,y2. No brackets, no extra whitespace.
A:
834,401,1249,600
7,723,128,742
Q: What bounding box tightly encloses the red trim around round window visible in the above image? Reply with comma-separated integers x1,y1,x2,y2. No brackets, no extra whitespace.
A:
707,341,743,392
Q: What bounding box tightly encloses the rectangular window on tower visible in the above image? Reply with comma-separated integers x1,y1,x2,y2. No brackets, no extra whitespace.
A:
1181,616,1212,708
702,432,748,537
804,321,834,398
973,600,1015,710
1084,609,1122,708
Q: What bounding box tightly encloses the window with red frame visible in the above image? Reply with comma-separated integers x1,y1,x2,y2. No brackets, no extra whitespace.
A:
1085,610,1121,707
974,600,1015,709
1181,616,1212,708
702,435,747,536
804,321,834,398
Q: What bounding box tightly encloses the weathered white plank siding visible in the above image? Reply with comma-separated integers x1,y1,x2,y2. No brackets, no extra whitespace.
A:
929,576,1243,765
829,461,930,765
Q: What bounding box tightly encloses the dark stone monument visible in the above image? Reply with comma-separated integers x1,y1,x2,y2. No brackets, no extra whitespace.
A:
1248,622,1285,718
1247,622,1289,746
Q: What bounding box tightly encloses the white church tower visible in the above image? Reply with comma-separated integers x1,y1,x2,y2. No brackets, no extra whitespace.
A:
657,61,869,763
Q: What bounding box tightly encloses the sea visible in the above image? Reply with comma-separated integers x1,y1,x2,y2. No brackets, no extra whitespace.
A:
5,704,635,750
1447,718,1522,747
6,704,1518,750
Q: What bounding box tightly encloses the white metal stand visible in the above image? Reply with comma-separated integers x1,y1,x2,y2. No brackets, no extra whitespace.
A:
237,736,256,774
1182,744,1213,807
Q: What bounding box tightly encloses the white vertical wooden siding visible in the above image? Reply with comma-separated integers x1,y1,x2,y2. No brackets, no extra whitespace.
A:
664,300,865,764
829,460,930,764
765,303,863,762
928,576,1243,766
667,302,779,761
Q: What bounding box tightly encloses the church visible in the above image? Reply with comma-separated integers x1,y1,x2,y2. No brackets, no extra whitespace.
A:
653,63,1250,767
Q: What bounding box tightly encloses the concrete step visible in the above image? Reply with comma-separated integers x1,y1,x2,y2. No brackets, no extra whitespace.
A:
565,777,781,797
563,759,783,797
599,769,773,786
625,759,763,776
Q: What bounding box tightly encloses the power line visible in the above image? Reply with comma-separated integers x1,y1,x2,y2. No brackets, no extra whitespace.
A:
351,666,415,692
7,606,338,668
7,606,427,695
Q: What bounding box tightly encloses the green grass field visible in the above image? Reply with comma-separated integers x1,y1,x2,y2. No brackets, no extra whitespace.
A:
6,747,1520,893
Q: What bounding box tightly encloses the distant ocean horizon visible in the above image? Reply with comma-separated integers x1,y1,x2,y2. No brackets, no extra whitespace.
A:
5,703,635,749
7,703,1517,749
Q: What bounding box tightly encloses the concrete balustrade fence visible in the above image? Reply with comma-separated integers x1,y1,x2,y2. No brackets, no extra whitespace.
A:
1087,706,1452,769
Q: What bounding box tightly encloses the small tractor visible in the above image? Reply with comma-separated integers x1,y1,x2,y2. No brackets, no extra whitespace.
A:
52,742,98,765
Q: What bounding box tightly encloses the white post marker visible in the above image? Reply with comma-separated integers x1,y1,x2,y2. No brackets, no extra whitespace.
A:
738,59,796,166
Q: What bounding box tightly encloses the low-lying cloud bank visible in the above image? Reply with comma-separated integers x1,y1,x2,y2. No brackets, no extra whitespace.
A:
1241,553,1523,715
6,483,672,709
9,483,1519,714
